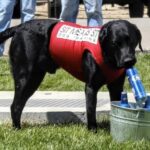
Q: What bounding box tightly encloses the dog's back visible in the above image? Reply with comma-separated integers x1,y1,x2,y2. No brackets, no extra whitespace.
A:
0,19,59,45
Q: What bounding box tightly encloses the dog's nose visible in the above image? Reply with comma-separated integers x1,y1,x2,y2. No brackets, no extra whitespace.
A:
124,57,136,68
124,57,134,63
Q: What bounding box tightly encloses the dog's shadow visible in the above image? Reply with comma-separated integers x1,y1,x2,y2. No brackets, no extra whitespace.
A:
97,121,110,132
21,111,110,132
21,121,110,133
46,112,110,132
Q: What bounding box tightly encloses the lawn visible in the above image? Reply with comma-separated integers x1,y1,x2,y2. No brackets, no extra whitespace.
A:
0,53,150,149
0,53,150,92
0,123,150,150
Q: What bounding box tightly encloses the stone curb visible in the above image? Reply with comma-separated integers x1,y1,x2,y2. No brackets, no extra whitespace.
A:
0,91,135,124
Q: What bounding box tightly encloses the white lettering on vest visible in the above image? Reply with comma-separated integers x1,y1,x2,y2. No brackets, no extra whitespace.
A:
56,25,100,44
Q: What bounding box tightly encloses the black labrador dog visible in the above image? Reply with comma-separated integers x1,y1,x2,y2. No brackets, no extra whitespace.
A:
0,19,143,131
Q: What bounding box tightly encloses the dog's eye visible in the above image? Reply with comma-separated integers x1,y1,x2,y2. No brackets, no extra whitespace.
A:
117,41,122,46
112,41,116,46
112,41,120,48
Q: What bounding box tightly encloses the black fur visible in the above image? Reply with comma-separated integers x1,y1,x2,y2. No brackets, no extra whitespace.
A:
0,19,143,131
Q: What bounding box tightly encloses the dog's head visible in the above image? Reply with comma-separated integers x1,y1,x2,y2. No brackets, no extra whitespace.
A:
99,20,143,69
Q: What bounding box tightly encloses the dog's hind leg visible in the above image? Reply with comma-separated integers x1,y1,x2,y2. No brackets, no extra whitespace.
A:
11,68,46,129
8,29,49,129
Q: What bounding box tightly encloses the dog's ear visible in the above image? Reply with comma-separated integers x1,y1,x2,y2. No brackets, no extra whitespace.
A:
133,24,143,52
99,21,113,44
99,26,108,44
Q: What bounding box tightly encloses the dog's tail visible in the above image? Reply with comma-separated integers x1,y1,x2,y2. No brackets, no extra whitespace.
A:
0,26,17,44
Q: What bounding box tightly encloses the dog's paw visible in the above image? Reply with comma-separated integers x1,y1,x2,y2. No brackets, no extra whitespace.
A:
12,123,21,130
87,125,97,133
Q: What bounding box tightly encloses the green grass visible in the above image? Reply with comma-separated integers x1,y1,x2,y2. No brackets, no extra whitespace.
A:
0,57,84,91
0,123,149,150
0,53,150,91
0,54,150,149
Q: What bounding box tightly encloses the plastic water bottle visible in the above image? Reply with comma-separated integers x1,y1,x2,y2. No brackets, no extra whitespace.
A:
144,96,150,110
126,67,147,106
120,91,130,108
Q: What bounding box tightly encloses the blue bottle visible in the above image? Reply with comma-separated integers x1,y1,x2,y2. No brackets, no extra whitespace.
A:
144,96,150,110
120,91,130,108
126,67,147,106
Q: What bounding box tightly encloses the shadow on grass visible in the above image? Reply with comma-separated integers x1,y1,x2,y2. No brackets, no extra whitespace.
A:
6,111,110,133
20,112,110,134
97,120,110,133
21,121,110,133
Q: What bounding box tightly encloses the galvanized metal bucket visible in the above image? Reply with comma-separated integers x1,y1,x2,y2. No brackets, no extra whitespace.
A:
110,101,150,142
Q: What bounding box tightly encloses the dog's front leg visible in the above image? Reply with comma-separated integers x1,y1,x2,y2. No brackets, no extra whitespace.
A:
82,51,104,132
85,84,98,132
107,73,126,101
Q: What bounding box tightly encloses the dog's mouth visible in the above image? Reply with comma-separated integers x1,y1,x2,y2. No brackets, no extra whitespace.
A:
103,55,136,69
117,58,136,69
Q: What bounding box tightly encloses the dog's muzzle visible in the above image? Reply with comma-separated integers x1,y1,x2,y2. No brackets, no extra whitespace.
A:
119,57,136,68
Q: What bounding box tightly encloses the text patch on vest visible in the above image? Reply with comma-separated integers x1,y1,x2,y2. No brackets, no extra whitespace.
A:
56,25,100,44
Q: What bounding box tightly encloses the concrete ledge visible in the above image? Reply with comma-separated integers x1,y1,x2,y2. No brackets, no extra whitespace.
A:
0,91,135,124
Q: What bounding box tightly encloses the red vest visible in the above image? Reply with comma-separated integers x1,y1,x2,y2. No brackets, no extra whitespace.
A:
49,22,124,83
